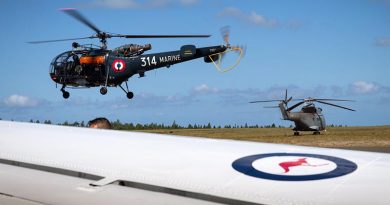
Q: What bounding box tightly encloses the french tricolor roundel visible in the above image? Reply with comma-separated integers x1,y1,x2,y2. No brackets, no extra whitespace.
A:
112,59,126,72
232,153,357,181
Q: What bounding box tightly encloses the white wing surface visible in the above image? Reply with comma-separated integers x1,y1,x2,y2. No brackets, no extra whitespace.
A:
0,121,389,205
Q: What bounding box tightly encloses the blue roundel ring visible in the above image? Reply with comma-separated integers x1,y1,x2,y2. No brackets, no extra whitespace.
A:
232,153,358,181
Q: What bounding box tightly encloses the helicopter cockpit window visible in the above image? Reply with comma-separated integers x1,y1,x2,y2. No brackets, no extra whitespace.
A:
302,106,316,113
50,51,83,76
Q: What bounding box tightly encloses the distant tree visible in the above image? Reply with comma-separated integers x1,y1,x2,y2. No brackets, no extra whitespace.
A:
135,123,144,130
271,123,276,128
171,120,179,129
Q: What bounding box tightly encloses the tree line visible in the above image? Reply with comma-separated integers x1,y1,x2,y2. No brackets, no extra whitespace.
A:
1,118,349,129
17,119,288,130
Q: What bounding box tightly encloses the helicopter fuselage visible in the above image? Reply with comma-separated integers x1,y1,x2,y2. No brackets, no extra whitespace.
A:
288,108,326,132
50,44,226,89
252,90,354,135
279,102,326,133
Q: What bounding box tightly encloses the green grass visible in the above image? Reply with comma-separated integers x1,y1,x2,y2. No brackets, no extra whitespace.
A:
139,126,390,152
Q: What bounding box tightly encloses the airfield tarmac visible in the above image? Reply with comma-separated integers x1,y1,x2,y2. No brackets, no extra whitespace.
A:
142,125,390,153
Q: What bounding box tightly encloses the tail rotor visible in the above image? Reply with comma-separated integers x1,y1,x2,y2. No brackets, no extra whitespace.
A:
207,26,245,73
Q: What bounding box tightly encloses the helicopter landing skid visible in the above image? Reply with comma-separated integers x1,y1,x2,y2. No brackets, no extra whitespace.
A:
118,81,134,99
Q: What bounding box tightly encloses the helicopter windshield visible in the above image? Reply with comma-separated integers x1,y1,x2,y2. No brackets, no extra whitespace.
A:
302,105,317,113
50,51,83,77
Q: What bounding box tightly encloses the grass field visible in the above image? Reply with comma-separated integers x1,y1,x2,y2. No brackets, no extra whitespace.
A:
140,126,390,153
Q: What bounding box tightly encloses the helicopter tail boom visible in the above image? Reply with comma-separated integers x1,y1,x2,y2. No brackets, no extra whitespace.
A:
279,102,290,120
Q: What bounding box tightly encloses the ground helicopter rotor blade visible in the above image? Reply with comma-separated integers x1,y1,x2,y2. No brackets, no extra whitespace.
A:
264,106,280,108
316,100,356,111
111,34,210,38
27,36,96,44
287,101,305,111
284,90,288,102
249,100,284,103
312,98,355,102
61,8,101,34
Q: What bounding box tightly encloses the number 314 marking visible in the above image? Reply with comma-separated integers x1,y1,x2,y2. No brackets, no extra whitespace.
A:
141,56,157,67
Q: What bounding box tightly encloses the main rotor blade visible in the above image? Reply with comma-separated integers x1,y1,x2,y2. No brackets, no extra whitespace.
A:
264,106,280,108
285,89,288,102
316,100,356,111
249,100,283,103
287,101,305,111
61,8,101,34
111,34,211,38
27,36,96,44
313,99,355,102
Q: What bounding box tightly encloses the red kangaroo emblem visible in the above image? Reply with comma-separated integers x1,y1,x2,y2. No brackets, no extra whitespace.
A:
279,158,328,173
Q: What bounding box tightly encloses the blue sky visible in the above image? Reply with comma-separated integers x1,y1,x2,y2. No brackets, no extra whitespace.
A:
0,0,389,126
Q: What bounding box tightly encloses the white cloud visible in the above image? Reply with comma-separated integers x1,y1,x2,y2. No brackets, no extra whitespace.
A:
376,38,390,46
193,84,219,94
350,81,379,94
249,12,278,27
219,7,278,28
3,95,39,107
87,0,198,9
92,0,139,8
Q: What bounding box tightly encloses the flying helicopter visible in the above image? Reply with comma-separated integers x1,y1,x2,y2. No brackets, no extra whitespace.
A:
250,90,355,135
28,9,243,99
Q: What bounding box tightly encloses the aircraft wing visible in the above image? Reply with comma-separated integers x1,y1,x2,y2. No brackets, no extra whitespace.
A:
1,120,390,205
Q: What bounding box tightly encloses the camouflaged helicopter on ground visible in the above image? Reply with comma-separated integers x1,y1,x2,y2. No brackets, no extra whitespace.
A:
250,90,355,135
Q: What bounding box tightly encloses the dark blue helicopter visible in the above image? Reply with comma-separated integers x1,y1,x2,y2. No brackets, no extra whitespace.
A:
29,9,243,99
